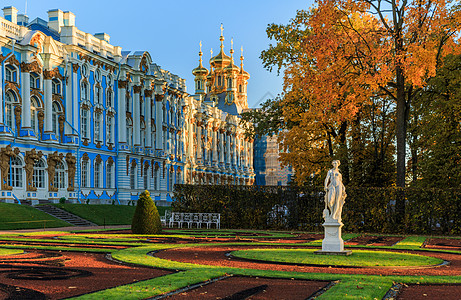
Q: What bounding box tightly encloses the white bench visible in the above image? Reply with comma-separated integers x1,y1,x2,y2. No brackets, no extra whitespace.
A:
168,212,220,229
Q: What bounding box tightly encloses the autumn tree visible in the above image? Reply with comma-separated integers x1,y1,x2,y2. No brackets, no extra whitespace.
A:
247,0,460,187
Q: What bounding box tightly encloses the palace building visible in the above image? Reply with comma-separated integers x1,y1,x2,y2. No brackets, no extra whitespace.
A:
0,6,254,206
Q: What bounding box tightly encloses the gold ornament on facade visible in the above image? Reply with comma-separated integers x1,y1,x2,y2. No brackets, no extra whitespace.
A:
118,80,128,89
96,141,101,148
38,111,45,137
47,151,63,192
0,146,20,189
43,70,53,80
14,106,21,130
82,138,89,146
25,149,43,191
72,63,80,73
66,153,77,191
144,89,153,98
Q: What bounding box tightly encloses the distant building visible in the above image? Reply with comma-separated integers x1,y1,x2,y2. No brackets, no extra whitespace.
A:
254,134,292,186
0,6,253,206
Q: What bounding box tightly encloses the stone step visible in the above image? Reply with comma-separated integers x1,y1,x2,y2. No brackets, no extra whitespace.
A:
34,205,96,227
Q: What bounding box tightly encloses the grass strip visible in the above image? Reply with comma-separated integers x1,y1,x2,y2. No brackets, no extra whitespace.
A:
392,236,427,249
0,203,71,230
231,249,443,267
0,244,111,253
0,248,23,255
69,269,227,300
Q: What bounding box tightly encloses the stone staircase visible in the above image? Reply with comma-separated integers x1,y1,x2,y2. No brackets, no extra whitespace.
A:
35,205,96,226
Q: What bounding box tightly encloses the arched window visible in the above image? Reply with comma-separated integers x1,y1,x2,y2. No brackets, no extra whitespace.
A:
227,77,232,88
143,165,149,190
168,171,174,191
30,97,40,137
196,80,202,90
81,159,89,188
106,90,113,107
33,159,46,189
106,160,114,188
141,121,146,148
52,79,61,94
53,161,66,189
52,102,61,139
106,116,113,145
94,85,101,104
9,157,23,188
217,75,222,86
30,73,40,89
239,84,243,93
5,91,16,130
130,163,136,189
5,65,17,82
94,112,102,142
81,82,89,100
81,108,89,139
126,94,131,113
126,118,133,147
94,160,102,188
153,166,159,190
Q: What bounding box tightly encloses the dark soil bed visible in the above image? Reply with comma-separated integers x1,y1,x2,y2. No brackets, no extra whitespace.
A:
0,250,171,299
345,235,403,246
165,276,330,300
398,284,461,300
424,238,461,251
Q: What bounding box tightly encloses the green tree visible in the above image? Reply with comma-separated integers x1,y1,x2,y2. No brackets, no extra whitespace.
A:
131,190,162,234
410,54,461,188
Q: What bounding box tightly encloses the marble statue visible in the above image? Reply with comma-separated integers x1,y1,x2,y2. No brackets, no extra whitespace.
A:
323,160,347,222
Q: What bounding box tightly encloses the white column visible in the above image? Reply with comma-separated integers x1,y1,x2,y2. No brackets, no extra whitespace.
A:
117,80,127,144
155,95,163,150
0,65,3,125
212,127,217,165
43,70,53,138
145,90,152,148
72,64,79,136
244,139,248,169
196,122,202,160
20,70,31,130
226,132,231,166
133,85,141,146
219,130,225,165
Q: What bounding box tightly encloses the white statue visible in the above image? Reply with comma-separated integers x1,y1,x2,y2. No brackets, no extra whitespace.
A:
323,160,347,222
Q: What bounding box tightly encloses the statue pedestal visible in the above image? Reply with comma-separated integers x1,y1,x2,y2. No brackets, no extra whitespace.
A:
314,219,352,256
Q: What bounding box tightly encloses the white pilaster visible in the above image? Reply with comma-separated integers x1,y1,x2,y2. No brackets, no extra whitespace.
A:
20,71,31,128
145,90,152,148
117,80,127,144
133,85,141,146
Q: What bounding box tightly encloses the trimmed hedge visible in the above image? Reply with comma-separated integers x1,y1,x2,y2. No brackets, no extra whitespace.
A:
131,190,162,234
172,185,461,234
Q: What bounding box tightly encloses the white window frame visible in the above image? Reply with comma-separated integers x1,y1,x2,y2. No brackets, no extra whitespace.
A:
81,108,89,139
53,161,66,189
106,161,114,188
33,159,46,189
81,159,89,188
9,157,23,188
94,112,102,142
94,160,102,188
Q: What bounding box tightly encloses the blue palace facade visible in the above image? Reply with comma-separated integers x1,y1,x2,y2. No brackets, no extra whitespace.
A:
0,6,254,206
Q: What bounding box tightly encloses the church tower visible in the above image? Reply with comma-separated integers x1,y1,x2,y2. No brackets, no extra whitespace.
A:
192,25,249,114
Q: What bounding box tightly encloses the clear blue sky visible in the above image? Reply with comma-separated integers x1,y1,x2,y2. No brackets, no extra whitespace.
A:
5,0,314,108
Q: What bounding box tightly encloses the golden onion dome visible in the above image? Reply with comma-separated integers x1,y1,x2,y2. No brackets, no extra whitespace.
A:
192,41,209,76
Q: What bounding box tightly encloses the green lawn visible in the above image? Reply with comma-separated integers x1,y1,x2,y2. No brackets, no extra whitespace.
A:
230,248,443,267
52,204,170,226
0,203,71,230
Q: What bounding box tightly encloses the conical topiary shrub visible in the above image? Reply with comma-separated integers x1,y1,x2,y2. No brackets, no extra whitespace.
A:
131,190,162,234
